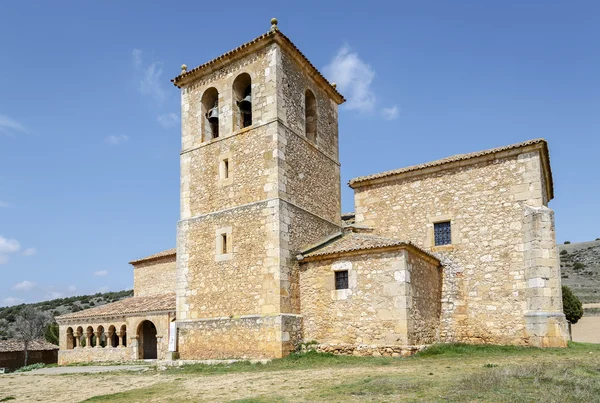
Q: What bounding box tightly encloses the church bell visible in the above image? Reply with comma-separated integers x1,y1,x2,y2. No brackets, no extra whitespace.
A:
206,102,219,123
237,94,252,115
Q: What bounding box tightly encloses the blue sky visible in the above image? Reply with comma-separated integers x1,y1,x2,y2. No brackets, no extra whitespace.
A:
1,1,598,306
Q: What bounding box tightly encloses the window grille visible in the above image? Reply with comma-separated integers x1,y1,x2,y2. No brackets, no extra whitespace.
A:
335,270,349,290
434,221,452,246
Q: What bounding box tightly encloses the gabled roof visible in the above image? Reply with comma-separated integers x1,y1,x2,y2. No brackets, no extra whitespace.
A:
297,231,439,264
56,293,175,321
129,248,176,265
0,339,58,353
348,138,554,201
171,21,345,105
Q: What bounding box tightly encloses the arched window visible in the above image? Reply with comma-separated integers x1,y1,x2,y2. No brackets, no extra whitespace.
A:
201,87,219,141
233,73,252,130
305,89,317,142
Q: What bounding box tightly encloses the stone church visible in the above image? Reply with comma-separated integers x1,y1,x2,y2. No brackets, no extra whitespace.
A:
56,19,568,364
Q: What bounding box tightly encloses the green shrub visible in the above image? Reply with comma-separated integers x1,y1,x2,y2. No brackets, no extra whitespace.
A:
564,241,571,244
560,250,568,256
562,285,583,324
13,363,45,373
573,262,586,271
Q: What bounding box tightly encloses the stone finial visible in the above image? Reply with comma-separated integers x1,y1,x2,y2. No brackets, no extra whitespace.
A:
331,82,337,89
181,64,188,73
270,18,279,31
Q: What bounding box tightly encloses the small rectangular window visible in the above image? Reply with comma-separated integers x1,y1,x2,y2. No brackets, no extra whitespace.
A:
434,221,452,246
222,159,229,179
221,233,228,254
335,270,349,290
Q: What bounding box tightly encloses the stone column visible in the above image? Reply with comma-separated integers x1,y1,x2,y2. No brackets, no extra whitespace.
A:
74,333,80,348
106,330,114,348
94,331,102,348
523,205,569,347
85,331,92,348
118,331,124,348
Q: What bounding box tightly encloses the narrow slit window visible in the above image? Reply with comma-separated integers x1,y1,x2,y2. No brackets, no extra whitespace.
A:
335,270,349,290
434,221,452,246
221,233,228,254
221,158,229,179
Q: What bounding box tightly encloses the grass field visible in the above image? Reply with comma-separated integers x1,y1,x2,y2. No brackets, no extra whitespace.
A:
1,342,600,402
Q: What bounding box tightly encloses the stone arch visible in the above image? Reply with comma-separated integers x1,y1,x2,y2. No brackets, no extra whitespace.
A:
233,73,252,130
96,325,105,348
137,320,157,360
75,326,84,348
107,325,118,347
305,89,317,142
85,326,94,348
201,87,219,141
120,325,127,347
66,327,74,349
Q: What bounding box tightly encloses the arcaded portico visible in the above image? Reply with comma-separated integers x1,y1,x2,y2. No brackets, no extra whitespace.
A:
56,293,175,364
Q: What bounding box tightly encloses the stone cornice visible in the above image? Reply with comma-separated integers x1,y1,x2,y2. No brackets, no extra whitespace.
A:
299,243,441,266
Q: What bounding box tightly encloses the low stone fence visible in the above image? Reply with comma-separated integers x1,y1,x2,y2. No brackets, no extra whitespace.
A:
58,346,131,365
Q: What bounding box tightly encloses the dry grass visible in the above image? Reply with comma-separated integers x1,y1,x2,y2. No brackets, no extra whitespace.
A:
1,342,599,402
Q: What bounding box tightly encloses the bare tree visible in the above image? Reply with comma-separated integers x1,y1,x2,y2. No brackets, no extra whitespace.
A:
14,307,52,366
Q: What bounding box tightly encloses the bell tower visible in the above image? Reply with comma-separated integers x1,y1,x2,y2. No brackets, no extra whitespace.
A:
172,19,345,359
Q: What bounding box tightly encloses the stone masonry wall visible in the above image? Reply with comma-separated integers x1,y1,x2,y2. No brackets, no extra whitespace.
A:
353,148,566,346
133,256,176,297
177,314,302,360
299,249,441,347
407,252,443,344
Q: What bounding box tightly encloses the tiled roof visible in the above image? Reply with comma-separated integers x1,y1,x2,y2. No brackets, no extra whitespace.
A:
129,248,176,265
0,339,58,353
298,232,439,263
349,139,552,195
171,26,345,104
56,293,175,321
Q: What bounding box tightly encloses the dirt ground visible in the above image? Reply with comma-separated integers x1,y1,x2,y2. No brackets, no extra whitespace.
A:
2,349,598,403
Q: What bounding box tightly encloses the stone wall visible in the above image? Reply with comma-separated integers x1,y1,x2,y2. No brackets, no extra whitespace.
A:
352,146,567,346
177,314,302,360
133,255,177,297
299,248,441,348
57,312,173,365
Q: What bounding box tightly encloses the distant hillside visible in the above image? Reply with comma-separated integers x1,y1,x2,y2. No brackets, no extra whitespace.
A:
559,239,600,304
0,290,133,339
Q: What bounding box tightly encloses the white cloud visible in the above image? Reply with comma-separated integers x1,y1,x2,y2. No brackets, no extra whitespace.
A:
68,285,77,292
0,114,28,136
97,285,110,293
105,135,129,146
22,247,37,257
324,45,376,113
0,201,11,208
0,236,20,254
157,113,179,129
93,270,109,277
12,280,36,291
381,105,400,120
3,297,23,306
47,291,63,299
132,49,165,104
0,236,20,264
